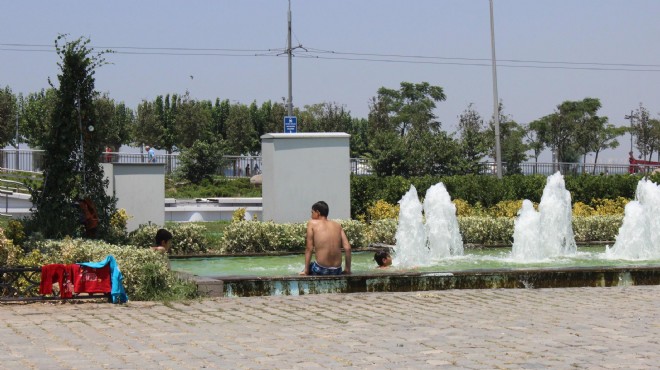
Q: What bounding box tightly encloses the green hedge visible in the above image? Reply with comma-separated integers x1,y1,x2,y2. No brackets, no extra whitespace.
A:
219,215,624,253
223,220,368,254
129,223,211,255
351,174,649,218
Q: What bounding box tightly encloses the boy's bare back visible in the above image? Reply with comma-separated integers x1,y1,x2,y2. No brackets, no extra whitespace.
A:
307,219,345,268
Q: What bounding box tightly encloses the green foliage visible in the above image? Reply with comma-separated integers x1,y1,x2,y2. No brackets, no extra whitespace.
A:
17,238,196,301
222,221,306,253
366,200,399,221
0,86,18,147
572,216,622,242
565,175,638,204
165,177,261,198
4,220,27,248
222,219,368,254
337,219,368,249
232,208,247,222
351,174,640,219
175,140,226,184
458,217,515,245
20,89,58,149
366,219,398,245
0,233,22,266
27,36,117,240
129,223,210,255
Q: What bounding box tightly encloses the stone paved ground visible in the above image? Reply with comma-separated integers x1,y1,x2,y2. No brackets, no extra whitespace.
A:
0,286,659,369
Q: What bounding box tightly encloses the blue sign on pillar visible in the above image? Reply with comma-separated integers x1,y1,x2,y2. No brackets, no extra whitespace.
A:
284,116,297,133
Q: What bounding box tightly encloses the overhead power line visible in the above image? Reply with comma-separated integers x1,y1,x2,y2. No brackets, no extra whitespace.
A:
1,42,659,72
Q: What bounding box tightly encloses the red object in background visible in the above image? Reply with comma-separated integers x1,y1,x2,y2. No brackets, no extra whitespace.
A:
629,154,660,174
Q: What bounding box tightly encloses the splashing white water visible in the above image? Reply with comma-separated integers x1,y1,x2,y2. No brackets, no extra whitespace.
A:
393,185,428,267
394,183,463,268
511,172,577,261
424,183,464,260
606,178,660,260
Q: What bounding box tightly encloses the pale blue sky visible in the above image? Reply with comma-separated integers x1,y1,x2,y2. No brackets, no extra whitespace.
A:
2,0,660,162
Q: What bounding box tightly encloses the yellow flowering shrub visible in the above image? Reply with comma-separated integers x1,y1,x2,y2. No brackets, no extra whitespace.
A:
488,200,526,218
110,208,131,230
572,202,595,217
452,199,473,216
0,231,23,267
592,197,628,216
366,200,399,221
232,208,247,222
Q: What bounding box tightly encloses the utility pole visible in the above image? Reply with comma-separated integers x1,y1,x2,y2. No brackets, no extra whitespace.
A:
286,0,293,117
489,0,502,179
624,110,635,155
15,104,19,171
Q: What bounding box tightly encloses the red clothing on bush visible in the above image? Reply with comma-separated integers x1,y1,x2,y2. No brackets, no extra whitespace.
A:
39,264,75,298
72,264,111,294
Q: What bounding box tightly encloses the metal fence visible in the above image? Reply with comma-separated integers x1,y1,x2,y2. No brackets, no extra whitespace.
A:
1,149,651,177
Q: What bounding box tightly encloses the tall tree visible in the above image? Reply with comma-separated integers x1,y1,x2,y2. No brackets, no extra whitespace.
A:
225,104,257,155
487,103,527,174
373,81,446,136
456,103,489,174
591,124,625,173
367,81,450,176
211,98,230,141
94,95,133,151
174,94,212,149
29,36,115,239
631,103,657,160
134,99,162,149
20,89,58,148
0,86,18,147
568,98,608,170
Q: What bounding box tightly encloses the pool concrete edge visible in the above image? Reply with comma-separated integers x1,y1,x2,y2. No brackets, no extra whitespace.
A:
180,265,660,298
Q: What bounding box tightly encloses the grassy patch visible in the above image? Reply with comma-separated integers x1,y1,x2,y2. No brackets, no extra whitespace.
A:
165,176,261,199
165,220,231,251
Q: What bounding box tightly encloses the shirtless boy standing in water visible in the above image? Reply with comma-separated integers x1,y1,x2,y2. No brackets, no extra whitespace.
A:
300,201,352,275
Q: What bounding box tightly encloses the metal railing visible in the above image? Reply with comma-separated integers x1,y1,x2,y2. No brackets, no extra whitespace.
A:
0,266,111,302
479,161,660,176
1,149,650,177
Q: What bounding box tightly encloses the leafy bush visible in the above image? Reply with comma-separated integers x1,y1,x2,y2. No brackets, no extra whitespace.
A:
129,223,210,255
15,238,196,301
591,197,628,215
175,141,226,184
452,199,470,216
3,220,26,248
572,216,623,242
222,219,368,253
572,202,595,217
338,219,368,249
458,217,514,245
232,208,246,222
366,219,397,245
222,221,306,253
488,200,525,218
351,174,641,218
0,231,22,266
366,200,399,221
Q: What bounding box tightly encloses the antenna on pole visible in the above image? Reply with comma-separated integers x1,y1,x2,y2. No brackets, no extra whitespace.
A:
287,0,293,117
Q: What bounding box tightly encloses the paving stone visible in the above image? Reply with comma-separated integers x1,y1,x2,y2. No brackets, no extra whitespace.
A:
1,286,659,368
